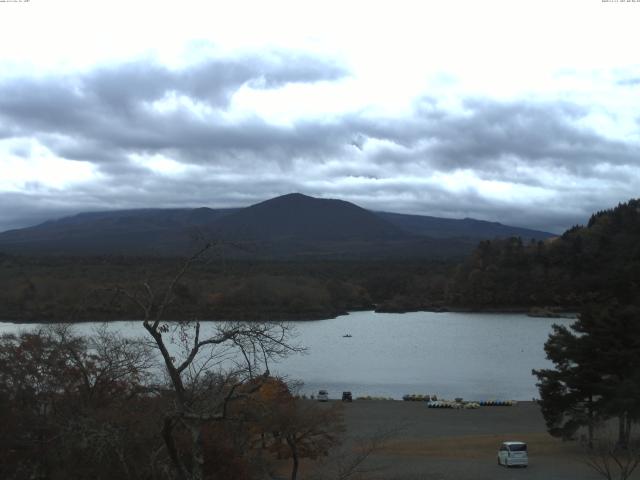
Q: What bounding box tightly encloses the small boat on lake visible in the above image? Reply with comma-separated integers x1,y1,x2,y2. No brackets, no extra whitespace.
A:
342,334,352,338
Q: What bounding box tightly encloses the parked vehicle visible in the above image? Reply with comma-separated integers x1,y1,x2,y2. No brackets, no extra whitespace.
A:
498,441,528,467
317,390,329,402
342,391,353,402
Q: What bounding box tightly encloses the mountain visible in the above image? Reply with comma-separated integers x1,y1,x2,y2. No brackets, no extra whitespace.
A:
0,208,238,256
376,211,553,240
210,193,406,241
0,193,554,258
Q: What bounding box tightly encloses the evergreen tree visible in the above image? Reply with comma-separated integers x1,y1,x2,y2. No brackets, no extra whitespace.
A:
534,302,640,448
579,303,640,447
533,322,601,446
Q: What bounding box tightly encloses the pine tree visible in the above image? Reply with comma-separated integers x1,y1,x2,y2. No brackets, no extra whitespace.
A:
534,302,640,448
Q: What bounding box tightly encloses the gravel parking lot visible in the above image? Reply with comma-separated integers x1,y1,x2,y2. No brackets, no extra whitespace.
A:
314,400,636,480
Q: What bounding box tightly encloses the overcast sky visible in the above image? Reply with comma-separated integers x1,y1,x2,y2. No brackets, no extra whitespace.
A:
1,0,639,233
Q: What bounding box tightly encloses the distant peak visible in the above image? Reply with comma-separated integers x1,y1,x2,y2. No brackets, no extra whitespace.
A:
282,192,309,198
255,193,321,206
274,193,314,200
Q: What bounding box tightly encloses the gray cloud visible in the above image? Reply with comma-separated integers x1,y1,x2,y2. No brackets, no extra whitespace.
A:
353,100,638,179
0,53,639,234
0,52,348,164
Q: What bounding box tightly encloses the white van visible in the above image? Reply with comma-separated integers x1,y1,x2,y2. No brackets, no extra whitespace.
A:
317,390,329,402
497,441,528,467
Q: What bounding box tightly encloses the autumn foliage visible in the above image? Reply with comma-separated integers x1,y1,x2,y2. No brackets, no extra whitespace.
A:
0,329,343,480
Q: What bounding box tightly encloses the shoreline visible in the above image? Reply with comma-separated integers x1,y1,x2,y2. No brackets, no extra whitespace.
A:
376,305,577,318
0,305,577,324
0,307,577,325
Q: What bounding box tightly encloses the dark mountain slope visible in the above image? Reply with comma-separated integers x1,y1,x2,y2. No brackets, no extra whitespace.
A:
210,193,407,241
0,208,238,255
0,193,554,258
377,211,553,241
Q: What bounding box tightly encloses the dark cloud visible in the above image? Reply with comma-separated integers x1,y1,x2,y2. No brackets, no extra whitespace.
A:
0,53,639,234
0,52,348,164
351,100,638,180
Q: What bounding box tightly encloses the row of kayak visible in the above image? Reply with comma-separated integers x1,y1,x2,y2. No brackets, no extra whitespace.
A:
402,395,517,407
427,401,481,409
403,394,438,401
478,400,517,406
355,396,395,401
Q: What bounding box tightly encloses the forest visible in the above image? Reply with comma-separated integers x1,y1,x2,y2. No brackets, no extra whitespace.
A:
446,199,640,311
0,255,452,322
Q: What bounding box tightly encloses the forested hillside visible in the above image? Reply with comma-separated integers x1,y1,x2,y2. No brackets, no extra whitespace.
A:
446,199,640,310
0,255,452,322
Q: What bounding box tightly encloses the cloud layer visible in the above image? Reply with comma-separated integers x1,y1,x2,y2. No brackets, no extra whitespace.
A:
1,51,639,234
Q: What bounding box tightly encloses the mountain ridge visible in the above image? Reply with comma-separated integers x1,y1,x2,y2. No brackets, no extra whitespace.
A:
208,193,408,241
0,193,554,258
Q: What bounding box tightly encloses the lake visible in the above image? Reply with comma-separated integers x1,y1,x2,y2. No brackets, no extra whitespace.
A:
0,311,573,401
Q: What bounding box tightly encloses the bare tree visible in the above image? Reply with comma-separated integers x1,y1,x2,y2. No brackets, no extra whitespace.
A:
584,434,640,480
0,326,160,480
117,244,304,480
308,426,401,480
259,394,345,480
47,324,155,403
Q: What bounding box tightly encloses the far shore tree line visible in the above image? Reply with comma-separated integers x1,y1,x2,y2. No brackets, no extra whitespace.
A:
0,255,451,322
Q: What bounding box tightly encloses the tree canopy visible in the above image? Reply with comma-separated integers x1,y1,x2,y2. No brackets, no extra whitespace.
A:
534,302,640,447
448,199,640,309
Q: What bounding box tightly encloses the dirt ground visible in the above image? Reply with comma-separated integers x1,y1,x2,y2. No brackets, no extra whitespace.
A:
296,400,639,480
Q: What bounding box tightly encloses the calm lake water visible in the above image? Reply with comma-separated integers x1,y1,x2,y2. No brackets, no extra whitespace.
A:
0,311,573,401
